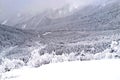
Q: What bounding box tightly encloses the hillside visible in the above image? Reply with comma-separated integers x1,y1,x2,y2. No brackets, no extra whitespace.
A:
0,24,40,63
14,0,120,32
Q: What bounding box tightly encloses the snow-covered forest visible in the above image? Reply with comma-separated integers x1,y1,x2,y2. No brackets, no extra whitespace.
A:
1,0,120,80
0,40,120,80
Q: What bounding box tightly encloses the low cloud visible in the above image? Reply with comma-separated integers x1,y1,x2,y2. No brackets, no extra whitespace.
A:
0,0,108,16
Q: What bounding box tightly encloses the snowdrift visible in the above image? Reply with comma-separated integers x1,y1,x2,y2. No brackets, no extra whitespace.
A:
1,59,120,80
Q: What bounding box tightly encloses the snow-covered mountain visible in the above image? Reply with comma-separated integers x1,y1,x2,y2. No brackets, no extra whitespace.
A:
0,24,42,63
13,0,120,32
0,24,31,47
1,0,120,31
0,0,120,62
1,0,120,58
14,4,80,30
0,4,79,28
0,13,33,26
1,1,120,79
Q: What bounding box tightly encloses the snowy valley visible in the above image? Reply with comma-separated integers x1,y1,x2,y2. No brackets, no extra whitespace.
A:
0,0,120,80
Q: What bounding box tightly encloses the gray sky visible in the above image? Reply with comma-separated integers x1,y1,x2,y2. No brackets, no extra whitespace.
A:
0,0,107,15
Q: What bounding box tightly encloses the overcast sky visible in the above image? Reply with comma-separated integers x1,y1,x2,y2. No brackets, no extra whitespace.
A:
0,0,108,15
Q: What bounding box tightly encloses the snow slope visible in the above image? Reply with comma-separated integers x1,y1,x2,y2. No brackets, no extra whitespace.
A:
1,59,120,80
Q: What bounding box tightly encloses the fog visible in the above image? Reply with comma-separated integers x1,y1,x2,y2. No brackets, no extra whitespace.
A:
0,0,108,16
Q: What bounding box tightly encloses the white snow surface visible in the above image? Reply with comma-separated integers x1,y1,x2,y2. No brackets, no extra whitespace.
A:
1,59,120,80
